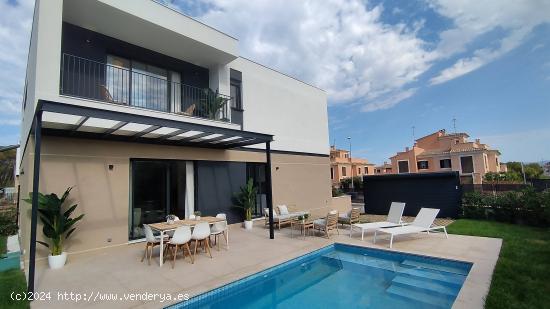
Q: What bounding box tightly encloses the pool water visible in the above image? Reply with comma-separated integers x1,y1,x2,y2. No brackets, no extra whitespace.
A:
168,243,472,309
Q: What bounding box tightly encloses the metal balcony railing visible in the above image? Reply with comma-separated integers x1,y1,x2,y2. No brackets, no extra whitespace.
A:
60,53,231,122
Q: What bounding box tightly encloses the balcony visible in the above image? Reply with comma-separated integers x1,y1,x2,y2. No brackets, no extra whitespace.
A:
60,53,231,122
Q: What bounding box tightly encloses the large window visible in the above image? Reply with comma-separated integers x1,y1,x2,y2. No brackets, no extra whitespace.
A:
460,156,474,174
417,160,429,170
398,161,409,173
440,159,452,169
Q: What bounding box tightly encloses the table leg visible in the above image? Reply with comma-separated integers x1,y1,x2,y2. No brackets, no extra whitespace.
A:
159,231,164,267
226,228,229,250
361,229,365,241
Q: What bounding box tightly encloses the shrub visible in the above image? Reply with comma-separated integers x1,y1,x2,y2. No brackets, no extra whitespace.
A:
0,210,18,237
332,187,344,197
461,187,549,227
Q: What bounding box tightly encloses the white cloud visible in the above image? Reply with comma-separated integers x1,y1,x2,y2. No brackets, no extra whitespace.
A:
478,128,550,162
0,0,33,132
191,0,435,112
429,0,550,84
362,88,417,112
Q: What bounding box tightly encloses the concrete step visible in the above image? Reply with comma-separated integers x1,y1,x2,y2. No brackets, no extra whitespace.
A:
401,259,469,276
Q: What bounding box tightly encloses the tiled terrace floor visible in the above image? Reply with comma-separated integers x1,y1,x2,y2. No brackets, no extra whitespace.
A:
30,221,500,309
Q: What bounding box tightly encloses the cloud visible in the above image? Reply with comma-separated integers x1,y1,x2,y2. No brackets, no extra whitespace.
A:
429,0,550,84
0,0,34,133
478,128,550,162
184,0,435,112
362,88,417,112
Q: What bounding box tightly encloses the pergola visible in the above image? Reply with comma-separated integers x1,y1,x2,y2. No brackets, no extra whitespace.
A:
26,100,276,292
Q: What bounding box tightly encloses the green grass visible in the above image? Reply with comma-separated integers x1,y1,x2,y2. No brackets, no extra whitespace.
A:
447,219,550,309
0,269,29,309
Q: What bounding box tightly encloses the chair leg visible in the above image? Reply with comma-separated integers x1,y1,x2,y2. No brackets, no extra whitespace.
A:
390,234,394,249
443,226,448,239
148,245,152,266
185,243,194,264
216,235,220,251
205,238,212,258
141,243,148,262
193,240,198,260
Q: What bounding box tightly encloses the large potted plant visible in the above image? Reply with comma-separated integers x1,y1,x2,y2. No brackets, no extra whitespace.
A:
24,187,84,269
233,179,257,230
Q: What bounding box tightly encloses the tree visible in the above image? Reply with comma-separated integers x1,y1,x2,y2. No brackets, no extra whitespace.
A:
506,161,543,181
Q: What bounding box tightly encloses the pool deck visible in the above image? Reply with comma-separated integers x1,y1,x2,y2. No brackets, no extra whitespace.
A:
29,222,501,309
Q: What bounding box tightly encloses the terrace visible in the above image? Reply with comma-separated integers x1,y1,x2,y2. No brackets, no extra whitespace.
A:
27,221,501,309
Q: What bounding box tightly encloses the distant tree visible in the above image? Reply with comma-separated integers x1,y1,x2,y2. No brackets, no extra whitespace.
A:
340,176,363,191
483,171,522,184
0,149,16,188
505,161,544,181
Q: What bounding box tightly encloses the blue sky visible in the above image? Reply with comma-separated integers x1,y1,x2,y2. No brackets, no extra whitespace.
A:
0,0,549,164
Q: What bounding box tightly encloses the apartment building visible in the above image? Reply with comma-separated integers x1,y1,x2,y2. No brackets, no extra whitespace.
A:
330,146,375,187
18,0,330,263
374,162,393,175
388,130,504,184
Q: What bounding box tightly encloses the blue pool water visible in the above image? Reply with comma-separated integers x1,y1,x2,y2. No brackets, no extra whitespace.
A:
168,244,472,309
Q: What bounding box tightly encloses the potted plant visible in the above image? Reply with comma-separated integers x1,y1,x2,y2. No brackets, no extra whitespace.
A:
194,211,202,221
233,178,257,230
166,214,177,225
24,187,84,269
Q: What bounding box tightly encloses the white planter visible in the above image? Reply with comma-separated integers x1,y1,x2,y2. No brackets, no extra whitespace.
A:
195,216,201,221
48,252,67,269
243,220,253,230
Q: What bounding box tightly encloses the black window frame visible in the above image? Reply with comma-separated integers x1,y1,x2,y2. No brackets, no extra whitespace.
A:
398,161,409,174
417,160,429,170
460,156,474,174
440,159,452,169
230,78,242,111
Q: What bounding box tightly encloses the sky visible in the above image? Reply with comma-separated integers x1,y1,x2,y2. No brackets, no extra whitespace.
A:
0,0,549,164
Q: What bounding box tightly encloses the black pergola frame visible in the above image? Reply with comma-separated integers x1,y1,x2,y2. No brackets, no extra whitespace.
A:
26,100,276,293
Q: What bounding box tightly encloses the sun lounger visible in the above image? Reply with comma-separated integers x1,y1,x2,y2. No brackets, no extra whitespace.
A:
373,208,448,248
350,202,405,239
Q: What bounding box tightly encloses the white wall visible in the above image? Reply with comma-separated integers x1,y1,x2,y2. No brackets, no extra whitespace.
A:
229,57,329,155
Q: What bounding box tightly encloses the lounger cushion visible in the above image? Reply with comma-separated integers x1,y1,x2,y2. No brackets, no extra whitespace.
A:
278,205,289,215
313,219,326,227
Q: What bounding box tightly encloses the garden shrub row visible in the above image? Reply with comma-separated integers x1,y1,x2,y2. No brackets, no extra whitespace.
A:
461,187,550,226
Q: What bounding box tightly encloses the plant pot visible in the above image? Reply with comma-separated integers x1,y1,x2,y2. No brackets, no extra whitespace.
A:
48,252,67,269
243,220,253,230
195,216,201,221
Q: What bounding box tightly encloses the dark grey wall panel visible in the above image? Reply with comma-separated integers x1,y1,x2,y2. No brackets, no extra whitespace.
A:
61,22,209,88
363,172,461,218
196,161,247,224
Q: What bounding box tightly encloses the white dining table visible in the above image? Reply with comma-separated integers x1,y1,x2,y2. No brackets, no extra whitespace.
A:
148,217,228,267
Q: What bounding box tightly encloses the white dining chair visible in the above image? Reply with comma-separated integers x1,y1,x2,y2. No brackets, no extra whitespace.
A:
191,222,212,259
141,224,167,265
164,226,193,268
210,213,228,251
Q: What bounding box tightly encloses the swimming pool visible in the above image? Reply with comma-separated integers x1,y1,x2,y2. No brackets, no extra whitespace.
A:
168,243,472,309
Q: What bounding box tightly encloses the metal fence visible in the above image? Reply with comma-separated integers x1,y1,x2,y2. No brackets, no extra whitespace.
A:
60,53,231,121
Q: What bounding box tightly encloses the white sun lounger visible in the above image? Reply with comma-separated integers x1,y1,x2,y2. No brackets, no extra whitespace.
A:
350,202,406,240
373,208,448,248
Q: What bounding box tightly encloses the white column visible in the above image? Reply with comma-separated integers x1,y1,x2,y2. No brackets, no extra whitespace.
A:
185,161,195,218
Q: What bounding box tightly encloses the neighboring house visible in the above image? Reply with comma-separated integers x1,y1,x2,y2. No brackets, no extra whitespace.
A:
374,162,393,175
330,146,375,187
18,0,330,260
543,161,550,177
388,129,504,184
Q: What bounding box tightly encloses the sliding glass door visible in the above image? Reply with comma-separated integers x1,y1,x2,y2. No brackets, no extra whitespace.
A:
130,160,187,240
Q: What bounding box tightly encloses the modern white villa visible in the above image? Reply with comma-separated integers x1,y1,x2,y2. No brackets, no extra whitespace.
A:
18,0,334,292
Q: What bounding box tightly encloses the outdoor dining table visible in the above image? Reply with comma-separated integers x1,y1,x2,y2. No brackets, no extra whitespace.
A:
149,216,227,267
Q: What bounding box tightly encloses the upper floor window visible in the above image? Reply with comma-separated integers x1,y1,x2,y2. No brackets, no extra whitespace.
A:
460,156,474,174
398,161,409,174
440,159,452,169
417,160,429,170
365,166,369,174
357,167,361,174
330,168,334,179
342,167,347,176
230,78,242,110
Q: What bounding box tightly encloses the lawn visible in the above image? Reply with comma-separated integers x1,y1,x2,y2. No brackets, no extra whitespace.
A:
447,219,550,309
0,269,29,309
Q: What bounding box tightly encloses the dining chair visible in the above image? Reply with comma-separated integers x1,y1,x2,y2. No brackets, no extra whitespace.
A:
141,224,167,265
164,226,193,268
210,213,228,251
191,222,212,259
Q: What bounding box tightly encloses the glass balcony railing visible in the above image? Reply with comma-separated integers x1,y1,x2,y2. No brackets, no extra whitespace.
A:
60,53,231,122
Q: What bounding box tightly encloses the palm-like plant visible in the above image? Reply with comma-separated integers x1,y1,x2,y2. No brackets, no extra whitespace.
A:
200,88,229,120
24,187,84,256
233,179,257,221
